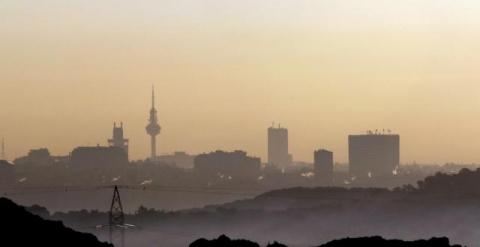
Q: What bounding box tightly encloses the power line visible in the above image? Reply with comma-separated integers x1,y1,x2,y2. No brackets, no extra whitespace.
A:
0,184,267,195
0,184,334,199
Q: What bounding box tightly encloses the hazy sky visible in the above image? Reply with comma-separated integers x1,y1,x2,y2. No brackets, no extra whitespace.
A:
2,0,480,163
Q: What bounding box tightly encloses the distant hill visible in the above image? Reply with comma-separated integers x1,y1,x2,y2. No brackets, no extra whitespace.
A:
0,197,112,247
190,235,461,247
208,168,480,212
318,236,462,247
190,235,260,247
50,169,480,247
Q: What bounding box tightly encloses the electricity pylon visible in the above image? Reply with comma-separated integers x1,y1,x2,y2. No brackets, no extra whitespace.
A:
109,185,125,247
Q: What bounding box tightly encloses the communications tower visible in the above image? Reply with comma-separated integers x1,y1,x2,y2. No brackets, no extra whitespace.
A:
145,87,161,160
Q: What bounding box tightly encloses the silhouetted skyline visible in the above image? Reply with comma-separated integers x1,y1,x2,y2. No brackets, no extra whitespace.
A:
3,2,480,247
4,1,480,164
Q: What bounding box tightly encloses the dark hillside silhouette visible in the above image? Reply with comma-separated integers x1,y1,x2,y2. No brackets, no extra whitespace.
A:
189,235,461,247
190,235,260,247
266,242,287,247
318,236,462,247
0,197,112,247
40,168,480,247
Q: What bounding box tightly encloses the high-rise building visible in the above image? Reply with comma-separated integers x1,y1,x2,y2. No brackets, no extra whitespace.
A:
314,149,334,184
268,125,292,169
108,122,129,158
1,138,5,161
348,132,400,177
146,87,161,160
0,160,14,187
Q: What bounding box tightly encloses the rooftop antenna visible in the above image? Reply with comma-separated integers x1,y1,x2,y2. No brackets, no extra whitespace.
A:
151,85,155,109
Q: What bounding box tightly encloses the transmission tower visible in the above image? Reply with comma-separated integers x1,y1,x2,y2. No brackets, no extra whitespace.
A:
109,185,125,247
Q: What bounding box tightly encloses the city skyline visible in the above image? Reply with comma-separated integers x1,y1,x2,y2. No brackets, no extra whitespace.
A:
4,1,480,163
2,2,480,246
0,85,480,164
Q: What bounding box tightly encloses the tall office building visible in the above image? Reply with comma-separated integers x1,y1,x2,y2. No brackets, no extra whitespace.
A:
1,138,5,160
268,125,292,169
314,149,334,184
108,122,129,158
348,132,400,177
146,87,161,160
0,160,14,187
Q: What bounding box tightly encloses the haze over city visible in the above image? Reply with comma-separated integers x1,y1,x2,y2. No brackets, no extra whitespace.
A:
5,1,480,247
3,0,480,164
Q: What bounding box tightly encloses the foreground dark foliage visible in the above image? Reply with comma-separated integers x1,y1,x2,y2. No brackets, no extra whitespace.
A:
319,236,462,247
190,235,462,247
0,197,112,247
190,235,260,247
